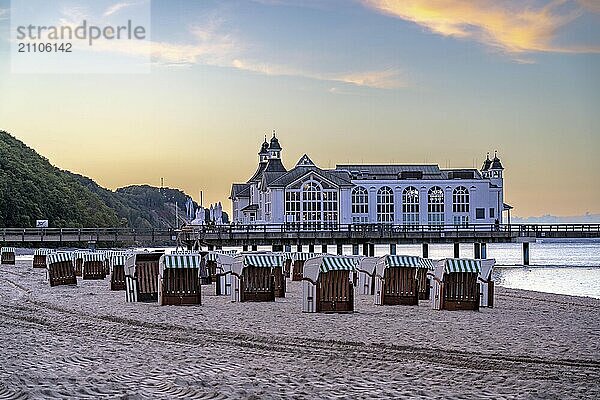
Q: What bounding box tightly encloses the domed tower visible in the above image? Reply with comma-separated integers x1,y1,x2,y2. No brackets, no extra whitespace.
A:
259,135,269,164
481,152,492,176
489,150,504,188
268,130,282,160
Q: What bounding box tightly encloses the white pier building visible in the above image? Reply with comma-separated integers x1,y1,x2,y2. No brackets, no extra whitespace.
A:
230,134,507,228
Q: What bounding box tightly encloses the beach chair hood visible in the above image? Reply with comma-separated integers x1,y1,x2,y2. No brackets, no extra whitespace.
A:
231,254,283,276
478,259,496,281
434,258,482,279
158,254,202,277
357,257,378,276
303,256,358,283
375,255,430,278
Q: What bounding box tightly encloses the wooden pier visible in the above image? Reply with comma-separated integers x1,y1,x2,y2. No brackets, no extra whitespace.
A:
1,224,598,249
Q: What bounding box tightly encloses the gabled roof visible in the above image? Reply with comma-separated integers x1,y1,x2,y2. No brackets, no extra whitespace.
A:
247,162,267,183
230,183,250,199
267,165,353,188
296,154,315,167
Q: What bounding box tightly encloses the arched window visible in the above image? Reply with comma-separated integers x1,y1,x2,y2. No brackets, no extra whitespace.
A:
452,186,469,213
284,177,338,230
302,181,322,230
402,186,419,226
376,186,394,223
452,186,469,226
427,186,444,225
352,186,369,223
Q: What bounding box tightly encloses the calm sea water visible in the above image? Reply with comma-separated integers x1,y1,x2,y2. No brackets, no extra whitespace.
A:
15,239,600,299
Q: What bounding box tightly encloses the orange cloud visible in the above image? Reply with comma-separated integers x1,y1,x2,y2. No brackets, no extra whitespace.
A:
362,0,600,54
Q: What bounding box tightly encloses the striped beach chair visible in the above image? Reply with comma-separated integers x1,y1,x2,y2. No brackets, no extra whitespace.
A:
46,252,77,287
124,252,164,302
158,253,202,306
431,258,482,311
302,256,358,313
33,249,53,268
81,253,107,280
0,247,16,265
110,254,128,291
291,252,321,281
373,255,431,306
231,254,283,302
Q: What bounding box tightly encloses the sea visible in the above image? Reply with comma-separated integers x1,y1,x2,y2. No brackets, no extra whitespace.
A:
15,238,600,299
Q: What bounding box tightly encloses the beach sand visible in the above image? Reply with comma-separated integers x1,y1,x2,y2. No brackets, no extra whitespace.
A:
1,259,599,399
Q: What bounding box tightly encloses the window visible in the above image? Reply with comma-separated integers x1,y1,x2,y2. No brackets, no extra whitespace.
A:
402,186,419,226
376,186,394,223
490,208,495,218
284,178,339,230
351,186,369,215
476,208,485,219
427,186,444,225
452,186,469,213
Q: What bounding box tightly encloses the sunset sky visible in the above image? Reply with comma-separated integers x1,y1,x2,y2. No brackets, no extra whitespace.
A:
0,0,598,217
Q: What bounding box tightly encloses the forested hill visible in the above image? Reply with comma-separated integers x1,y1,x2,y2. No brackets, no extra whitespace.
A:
0,130,201,229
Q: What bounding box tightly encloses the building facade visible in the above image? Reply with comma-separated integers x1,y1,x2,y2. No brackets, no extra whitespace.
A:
230,134,507,228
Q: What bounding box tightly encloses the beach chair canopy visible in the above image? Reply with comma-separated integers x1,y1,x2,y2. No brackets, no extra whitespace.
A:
159,254,202,277
303,256,359,283
81,253,106,263
478,259,496,281
124,252,164,276
110,254,128,267
1,247,16,254
205,252,235,272
291,252,322,261
375,255,432,278
34,248,53,256
171,249,198,255
434,258,481,279
356,257,378,275
46,252,73,266
231,254,283,276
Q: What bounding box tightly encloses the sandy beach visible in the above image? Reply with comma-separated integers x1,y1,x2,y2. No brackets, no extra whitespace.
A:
1,259,599,399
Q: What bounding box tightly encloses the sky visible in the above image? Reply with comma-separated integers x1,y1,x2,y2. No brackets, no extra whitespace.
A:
0,0,598,217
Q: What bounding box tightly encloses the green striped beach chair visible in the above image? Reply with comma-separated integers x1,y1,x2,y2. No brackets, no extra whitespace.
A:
431,258,482,311
302,256,359,313
231,254,283,302
158,253,202,306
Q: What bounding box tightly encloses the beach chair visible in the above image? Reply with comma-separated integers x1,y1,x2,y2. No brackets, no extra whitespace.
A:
109,254,128,291
158,253,203,306
282,252,294,278
33,248,53,268
46,252,77,287
302,256,358,313
231,254,283,302
71,251,90,277
478,259,496,308
373,255,431,306
124,252,164,302
292,253,320,281
356,257,377,295
81,253,107,280
430,258,482,311
0,247,16,265
206,252,235,296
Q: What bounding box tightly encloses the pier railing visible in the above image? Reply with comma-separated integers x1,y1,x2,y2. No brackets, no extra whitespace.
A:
1,223,599,244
